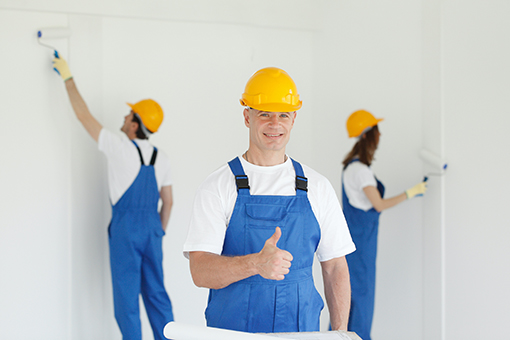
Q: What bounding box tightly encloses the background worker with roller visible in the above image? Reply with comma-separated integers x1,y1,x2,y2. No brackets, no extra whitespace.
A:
51,56,174,340
183,67,356,333
341,109,427,340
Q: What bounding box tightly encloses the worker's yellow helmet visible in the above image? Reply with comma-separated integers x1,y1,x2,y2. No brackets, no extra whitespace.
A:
346,110,383,138
240,67,302,112
127,99,164,133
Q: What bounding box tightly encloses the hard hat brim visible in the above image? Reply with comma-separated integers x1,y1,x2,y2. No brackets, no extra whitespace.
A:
349,118,384,138
240,99,302,112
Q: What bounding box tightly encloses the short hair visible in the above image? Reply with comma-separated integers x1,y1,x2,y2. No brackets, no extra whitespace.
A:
131,114,148,140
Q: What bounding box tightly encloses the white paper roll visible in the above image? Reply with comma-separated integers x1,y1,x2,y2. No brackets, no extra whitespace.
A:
37,27,72,39
419,149,447,171
163,322,284,340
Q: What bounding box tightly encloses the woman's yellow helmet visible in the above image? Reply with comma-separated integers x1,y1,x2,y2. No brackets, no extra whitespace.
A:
346,110,383,138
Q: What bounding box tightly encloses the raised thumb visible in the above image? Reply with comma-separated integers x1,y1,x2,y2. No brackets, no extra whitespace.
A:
266,227,282,247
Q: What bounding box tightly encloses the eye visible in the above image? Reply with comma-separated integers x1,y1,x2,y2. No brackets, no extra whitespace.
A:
260,113,270,117
280,113,289,118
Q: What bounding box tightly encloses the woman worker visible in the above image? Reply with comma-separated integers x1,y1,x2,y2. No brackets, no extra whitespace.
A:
342,110,427,340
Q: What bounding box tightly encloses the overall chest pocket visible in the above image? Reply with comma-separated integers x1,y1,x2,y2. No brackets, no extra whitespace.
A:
246,204,287,226
245,204,288,253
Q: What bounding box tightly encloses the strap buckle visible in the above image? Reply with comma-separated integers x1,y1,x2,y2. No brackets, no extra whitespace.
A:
235,175,250,190
296,175,308,192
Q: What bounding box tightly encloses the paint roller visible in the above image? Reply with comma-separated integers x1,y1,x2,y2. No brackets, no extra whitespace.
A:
37,27,72,58
420,149,447,181
163,322,289,340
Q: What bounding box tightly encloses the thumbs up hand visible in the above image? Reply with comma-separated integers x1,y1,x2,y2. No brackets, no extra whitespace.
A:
255,227,293,280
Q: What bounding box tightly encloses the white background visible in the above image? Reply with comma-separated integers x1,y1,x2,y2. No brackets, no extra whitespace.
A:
0,1,508,339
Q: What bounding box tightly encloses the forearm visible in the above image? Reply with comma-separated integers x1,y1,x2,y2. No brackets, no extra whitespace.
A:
159,185,173,231
377,192,407,212
189,227,292,289
322,257,351,331
364,186,406,213
64,78,102,141
159,202,172,231
189,251,259,289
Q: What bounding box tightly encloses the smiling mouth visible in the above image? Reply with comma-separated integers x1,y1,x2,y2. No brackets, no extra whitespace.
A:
264,133,283,137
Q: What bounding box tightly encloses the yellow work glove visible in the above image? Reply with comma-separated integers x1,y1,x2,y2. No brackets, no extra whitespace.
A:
405,181,428,199
52,55,73,81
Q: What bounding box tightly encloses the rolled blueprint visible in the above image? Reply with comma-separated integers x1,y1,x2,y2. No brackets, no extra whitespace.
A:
164,322,286,340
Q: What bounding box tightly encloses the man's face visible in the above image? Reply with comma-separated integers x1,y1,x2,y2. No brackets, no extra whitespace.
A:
244,108,296,153
121,111,136,135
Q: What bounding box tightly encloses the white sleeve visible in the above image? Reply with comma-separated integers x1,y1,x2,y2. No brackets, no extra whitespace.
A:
98,128,124,157
155,150,173,187
343,162,378,212
354,165,377,190
314,179,356,262
183,168,234,259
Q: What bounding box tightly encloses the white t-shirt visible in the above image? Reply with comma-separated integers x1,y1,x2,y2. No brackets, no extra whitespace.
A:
98,129,173,205
342,161,377,211
183,156,355,262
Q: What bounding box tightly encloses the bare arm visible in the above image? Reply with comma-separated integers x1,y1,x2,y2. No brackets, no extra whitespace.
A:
363,185,406,213
64,78,103,142
159,185,173,231
189,227,293,289
321,256,351,331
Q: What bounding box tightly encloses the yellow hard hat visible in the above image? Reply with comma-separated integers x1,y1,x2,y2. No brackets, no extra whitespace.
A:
127,99,164,133
240,67,302,112
346,110,383,138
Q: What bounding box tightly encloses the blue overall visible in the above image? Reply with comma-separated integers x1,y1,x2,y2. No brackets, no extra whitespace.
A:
342,159,384,340
204,157,324,333
108,141,174,340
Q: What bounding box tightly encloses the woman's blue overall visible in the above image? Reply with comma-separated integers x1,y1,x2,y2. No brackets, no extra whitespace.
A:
342,159,384,340
205,157,324,333
108,141,174,340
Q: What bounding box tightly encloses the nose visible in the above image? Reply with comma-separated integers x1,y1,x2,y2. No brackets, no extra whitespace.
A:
269,114,279,125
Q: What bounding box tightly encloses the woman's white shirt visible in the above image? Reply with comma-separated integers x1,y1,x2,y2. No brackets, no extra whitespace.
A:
343,161,377,211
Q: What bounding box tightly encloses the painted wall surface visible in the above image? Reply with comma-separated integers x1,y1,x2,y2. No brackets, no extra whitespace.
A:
422,0,445,339
0,10,73,339
1,0,509,340
442,1,510,338
0,3,315,339
313,1,424,339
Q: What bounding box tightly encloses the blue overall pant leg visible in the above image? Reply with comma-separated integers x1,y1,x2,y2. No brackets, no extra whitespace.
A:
108,142,174,340
342,159,384,340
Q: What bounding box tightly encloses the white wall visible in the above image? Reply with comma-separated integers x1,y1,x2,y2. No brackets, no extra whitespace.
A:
1,1,509,340
442,1,510,338
0,2,316,339
313,1,424,339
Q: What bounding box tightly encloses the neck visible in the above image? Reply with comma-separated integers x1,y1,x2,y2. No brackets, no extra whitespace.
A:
124,131,137,140
244,148,287,166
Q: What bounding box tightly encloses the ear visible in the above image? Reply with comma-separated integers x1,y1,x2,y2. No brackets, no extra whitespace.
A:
243,108,250,128
291,111,297,126
130,120,139,134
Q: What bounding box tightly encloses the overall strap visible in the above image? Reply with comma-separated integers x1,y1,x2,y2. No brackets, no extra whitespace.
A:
291,158,308,195
228,157,250,195
131,140,145,165
149,147,158,166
